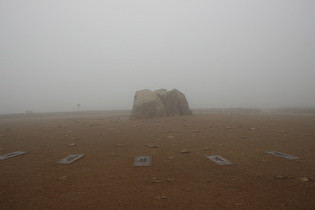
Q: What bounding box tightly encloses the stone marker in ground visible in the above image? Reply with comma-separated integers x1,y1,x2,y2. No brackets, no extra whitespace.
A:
134,156,152,166
57,154,85,164
206,155,234,165
0,151,27,160
265,151,299,160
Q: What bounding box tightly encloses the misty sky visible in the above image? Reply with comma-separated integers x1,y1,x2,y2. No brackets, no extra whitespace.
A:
1,0,315,114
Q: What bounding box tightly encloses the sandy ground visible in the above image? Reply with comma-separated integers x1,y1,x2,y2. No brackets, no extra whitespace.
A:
0,111,315,209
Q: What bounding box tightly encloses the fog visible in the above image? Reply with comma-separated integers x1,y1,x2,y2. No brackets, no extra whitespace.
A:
1,0,314,114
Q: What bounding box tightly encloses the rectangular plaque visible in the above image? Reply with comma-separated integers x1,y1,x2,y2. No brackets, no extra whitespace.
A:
266,151,299,160
57,154,85,164
0,151,27,160
206,155,233,166
134,156,152,167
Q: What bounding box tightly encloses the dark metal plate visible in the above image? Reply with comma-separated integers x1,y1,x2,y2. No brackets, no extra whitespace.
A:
206,155,234,165
0,151,27,160
134,156,152,166
57,154,85,164
266,151,299,160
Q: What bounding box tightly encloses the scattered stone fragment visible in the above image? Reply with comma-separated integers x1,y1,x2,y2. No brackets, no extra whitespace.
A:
203,147,211,150
251,128,256,130
168,157,174,159
274,175,287,179
145,145,159,148
168,135,174,139
180,148,190,153
224,126,232,129
108,128,115,131
69,143,76,146
300,177,310,182
155,194,167,199
167,178,174,182
242,136,247,139
152,177,162,183
57,176,68,181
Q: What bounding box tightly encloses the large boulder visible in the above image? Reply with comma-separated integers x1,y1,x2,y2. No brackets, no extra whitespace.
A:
131,88,191,119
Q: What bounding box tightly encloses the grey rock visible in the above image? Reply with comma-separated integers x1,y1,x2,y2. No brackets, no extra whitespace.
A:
131,88,191,119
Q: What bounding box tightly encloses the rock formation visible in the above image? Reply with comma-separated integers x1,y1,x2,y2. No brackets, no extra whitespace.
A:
131,88,192,119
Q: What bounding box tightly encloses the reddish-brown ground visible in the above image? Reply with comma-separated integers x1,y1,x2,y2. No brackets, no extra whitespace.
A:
0,111,315,209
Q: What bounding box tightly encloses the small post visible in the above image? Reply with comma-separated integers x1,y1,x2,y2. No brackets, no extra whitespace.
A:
77,104,80,111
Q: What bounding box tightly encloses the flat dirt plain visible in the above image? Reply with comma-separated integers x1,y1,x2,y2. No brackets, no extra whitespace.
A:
0,110,315,209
